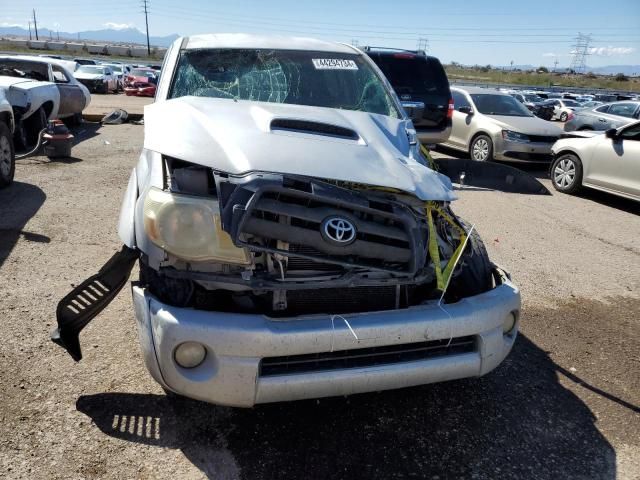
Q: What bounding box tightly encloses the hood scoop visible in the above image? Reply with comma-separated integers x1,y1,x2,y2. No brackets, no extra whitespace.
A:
270,118,359,140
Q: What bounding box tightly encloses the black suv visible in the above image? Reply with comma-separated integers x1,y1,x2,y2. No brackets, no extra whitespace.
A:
364,47,453,144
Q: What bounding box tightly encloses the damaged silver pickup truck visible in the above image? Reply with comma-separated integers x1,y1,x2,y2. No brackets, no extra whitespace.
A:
53,34,520,407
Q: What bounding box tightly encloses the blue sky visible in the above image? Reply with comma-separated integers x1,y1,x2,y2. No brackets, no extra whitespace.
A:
2,0,639,67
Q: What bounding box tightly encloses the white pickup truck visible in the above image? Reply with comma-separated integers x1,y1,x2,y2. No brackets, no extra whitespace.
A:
0,55,90,150
53,34,520,407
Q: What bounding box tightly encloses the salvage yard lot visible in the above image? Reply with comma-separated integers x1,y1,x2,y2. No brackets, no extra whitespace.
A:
0,104,639,478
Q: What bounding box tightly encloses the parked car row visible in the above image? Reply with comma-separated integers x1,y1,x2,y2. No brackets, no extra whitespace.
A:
0,55,90,153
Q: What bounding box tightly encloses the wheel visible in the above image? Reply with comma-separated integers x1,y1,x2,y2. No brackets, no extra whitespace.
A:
560,112,568,122
445,219,493,301
25,107,47,147
0,122,15,187
469,134,493,162
551,153,583,194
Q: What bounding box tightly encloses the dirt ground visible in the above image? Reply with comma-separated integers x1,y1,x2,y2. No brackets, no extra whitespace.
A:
84,92,153,117
0,115,638,479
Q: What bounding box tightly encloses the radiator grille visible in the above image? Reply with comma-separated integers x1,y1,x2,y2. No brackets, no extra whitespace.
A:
260,336,476,376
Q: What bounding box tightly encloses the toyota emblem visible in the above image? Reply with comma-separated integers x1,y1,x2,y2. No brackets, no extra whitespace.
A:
321,216,356,245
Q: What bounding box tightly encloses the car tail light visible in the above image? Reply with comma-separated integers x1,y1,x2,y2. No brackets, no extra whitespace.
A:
567,111,574,121
447,98,455,119
393,53,415,59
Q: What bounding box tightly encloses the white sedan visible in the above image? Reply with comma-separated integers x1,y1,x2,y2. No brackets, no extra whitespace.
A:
550,121,640,202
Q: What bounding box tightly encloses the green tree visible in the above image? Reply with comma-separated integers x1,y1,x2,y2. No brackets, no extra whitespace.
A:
537,66,549,73
614,73,629,82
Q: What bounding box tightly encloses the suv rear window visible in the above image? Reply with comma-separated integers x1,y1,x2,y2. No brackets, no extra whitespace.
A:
369,54,449,95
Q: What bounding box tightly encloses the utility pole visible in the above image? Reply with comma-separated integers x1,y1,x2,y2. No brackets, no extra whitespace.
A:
32,9,39,40
142,0,151,55
28,21,32,40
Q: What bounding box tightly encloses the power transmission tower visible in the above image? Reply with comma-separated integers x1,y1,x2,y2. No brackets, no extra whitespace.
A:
32,9,39,40
350,39,359,48
553,58,559,72
569,33,592,74
416,37,429,53
141,0,151,55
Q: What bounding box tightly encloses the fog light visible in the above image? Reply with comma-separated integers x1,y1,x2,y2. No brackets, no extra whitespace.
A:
503,312,517,335
174,342,206,368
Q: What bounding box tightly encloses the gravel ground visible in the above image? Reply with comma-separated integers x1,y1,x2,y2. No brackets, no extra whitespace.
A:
0,119,638,480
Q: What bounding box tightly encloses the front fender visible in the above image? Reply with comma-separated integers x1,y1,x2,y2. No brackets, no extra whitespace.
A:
118,168,138,248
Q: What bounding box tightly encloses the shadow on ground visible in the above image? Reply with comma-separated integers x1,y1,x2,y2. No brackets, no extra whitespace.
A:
0,181,47,268
77,334,616,480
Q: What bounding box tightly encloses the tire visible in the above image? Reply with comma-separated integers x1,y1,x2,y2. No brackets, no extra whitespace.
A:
0,122,15,187
551,153,583,194
445,219,493,301
560,112,568,122
469,134,493,162
25,107,47,147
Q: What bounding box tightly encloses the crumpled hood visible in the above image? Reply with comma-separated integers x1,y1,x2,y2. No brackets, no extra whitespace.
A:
144,97,456,201
486,114,564,136
74,72,104,80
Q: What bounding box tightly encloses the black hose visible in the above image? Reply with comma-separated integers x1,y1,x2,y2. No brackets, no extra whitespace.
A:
15,128,48,159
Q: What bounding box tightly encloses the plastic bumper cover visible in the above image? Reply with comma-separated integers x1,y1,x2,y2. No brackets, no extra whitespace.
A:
132,273,520,407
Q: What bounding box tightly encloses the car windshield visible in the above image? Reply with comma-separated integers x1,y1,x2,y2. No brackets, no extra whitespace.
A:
169,48,400,118
563,100,580,107
470,93,533,117
77,66,106,74
524,94,542,102
107,65,123,73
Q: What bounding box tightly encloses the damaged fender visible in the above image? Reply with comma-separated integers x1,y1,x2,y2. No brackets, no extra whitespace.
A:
118,168,138,248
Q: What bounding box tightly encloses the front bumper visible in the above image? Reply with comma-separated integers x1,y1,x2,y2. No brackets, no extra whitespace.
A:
132,271,521,407
493,136,555,162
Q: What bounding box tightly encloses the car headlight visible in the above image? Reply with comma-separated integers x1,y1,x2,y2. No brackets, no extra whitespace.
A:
502,130,529,142
143,187,250,264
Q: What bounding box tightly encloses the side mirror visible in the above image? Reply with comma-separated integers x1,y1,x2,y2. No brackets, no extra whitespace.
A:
401,101,425,122
458,106,474,115
605,128,618,139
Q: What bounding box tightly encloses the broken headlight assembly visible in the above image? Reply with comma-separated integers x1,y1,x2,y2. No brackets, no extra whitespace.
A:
143,187,250,264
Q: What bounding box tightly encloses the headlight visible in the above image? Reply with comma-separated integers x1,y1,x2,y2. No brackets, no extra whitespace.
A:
502,130,529,142
143,187,250,264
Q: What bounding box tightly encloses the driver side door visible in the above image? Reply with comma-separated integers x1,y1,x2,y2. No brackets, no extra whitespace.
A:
585,123,640,198
448,90,476,149
52,65,86,117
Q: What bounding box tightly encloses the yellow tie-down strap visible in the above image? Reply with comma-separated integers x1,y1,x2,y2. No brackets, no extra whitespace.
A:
420,143,439,172
425,201,468,291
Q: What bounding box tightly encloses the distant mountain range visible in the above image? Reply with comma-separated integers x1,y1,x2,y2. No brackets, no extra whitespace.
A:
0,25,179,47
501,64,639,76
